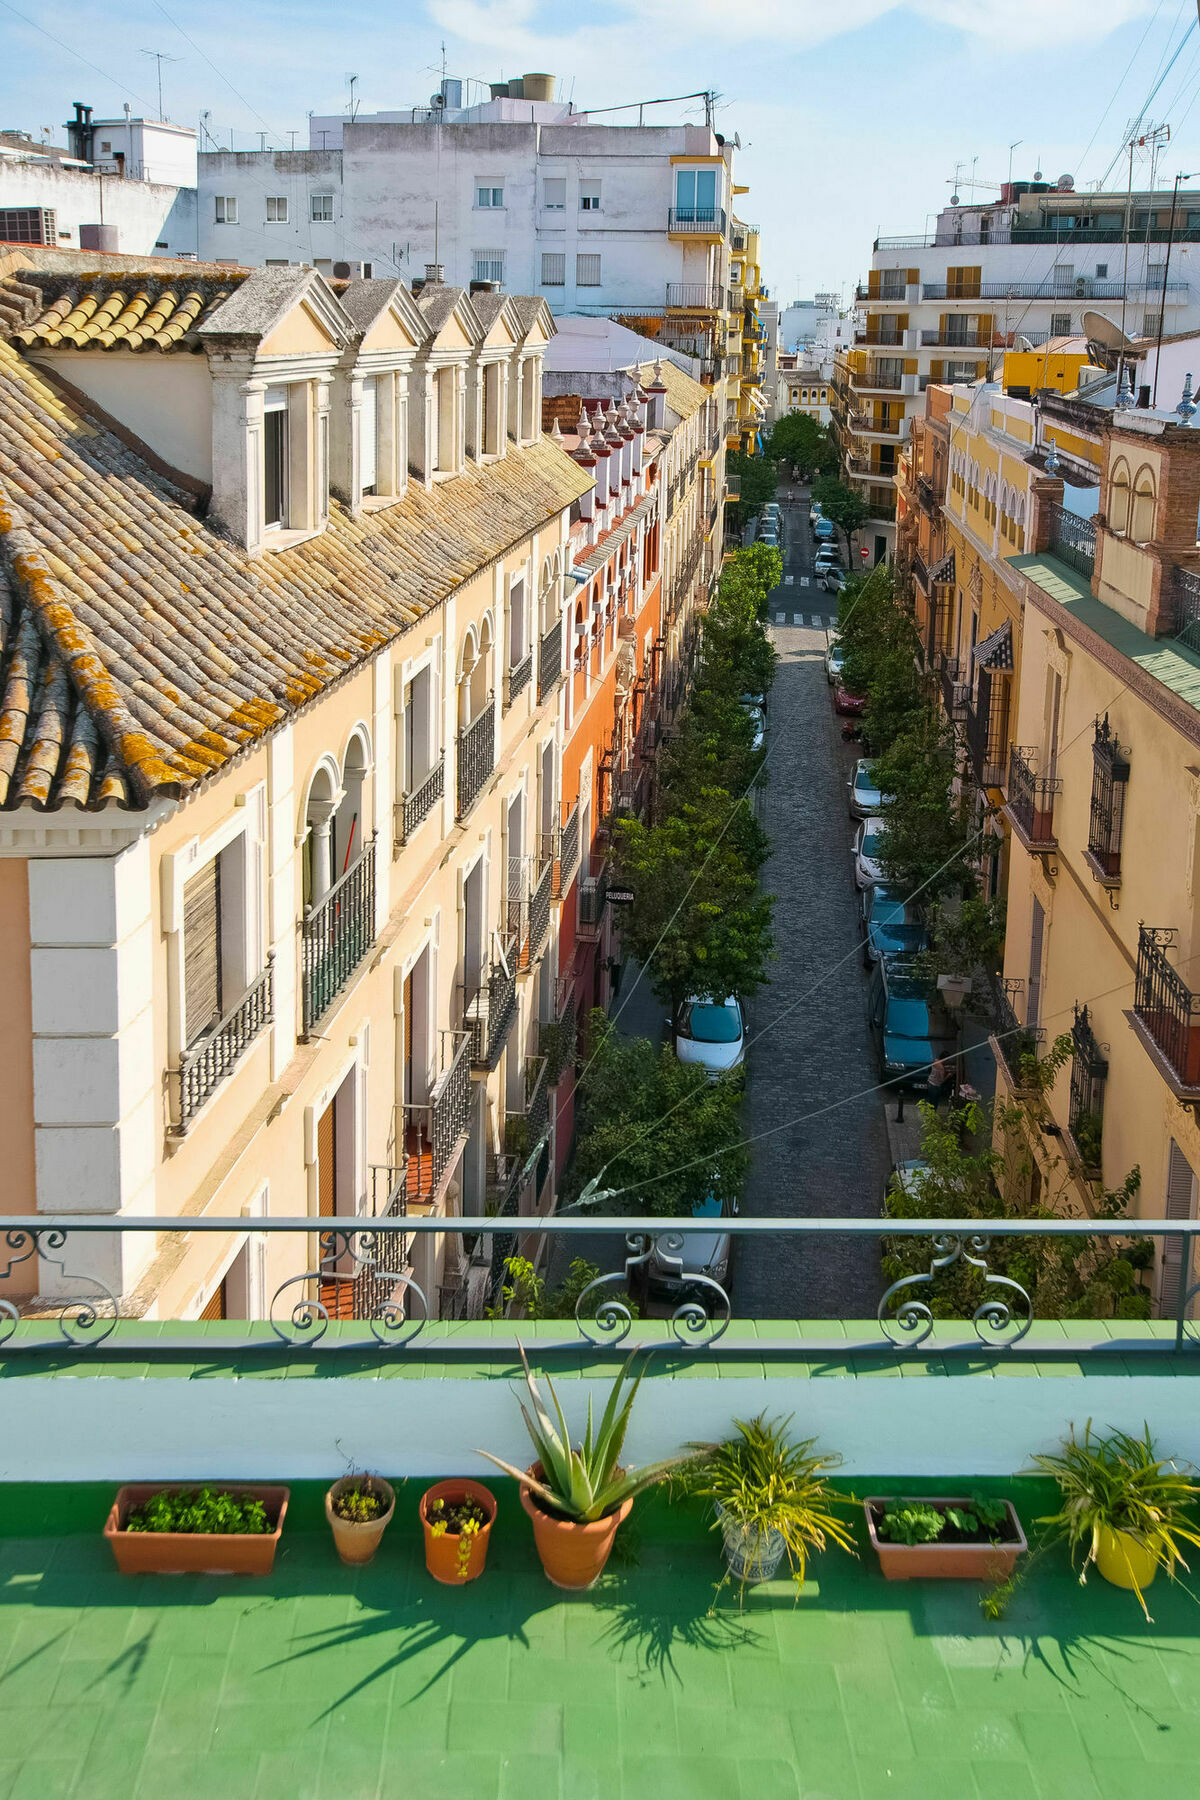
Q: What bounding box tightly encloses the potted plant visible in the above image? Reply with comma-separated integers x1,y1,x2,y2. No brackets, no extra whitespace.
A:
1031,1422,1200,1617
864,1493,1027,1582
419,1481,497,1584
104,1482,288,1576
682,1414,854,1593
478,1345,684,1590
325,1474,396,1566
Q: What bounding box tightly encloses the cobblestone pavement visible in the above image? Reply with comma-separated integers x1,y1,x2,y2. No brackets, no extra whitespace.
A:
734,486,891,1318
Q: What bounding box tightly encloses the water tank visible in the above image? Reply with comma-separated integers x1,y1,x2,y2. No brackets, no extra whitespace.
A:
489,82,509,99
522,72,555,102
441,78,463,109
508,77,524,98
79,222,118,253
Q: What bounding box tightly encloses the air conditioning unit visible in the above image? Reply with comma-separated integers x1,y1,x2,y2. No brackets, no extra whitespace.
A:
332,259,364,280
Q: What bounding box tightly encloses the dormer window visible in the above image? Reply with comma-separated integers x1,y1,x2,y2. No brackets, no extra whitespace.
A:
264,388,289,529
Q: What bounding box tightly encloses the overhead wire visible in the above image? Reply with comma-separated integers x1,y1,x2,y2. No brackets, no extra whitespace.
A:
0,0,161,115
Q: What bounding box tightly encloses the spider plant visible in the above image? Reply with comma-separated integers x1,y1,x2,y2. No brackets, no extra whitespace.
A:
477,1345,687,1523
682,1413,855,1592
1033,1421,1200,1618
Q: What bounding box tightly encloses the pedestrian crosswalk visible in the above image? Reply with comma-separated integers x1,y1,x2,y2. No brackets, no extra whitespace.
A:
769,610,838,630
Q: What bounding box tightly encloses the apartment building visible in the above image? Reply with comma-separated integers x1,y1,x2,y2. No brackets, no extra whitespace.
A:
0,244,681,1329
836,176,1200,557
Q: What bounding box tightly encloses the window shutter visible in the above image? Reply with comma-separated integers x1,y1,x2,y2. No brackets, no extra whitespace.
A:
1160,1140,1197,1319
576,253,601,287
183,859,222,1046
541,252,565,286
360,377,377,491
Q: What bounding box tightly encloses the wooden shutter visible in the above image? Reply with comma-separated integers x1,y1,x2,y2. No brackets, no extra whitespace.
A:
200,1279,226,1321
1160,1141,1197,1319
318,1101,336,1218
183,859,221,1046
1027,898,1045,1029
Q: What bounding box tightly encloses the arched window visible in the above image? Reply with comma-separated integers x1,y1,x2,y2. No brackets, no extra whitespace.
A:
1108,457,1131,536
1130,464,1156,541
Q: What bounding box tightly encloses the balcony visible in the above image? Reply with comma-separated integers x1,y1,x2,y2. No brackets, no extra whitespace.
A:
552,799,581,897
538,972,578,1085
667,205,727,239
507,855,553,972
402,1028,473,1208
919,330,994,349
988,977,1046,1095
1005,745,1060,852
1131,925,1200,1099
537,618,563,703
301,839,376,1035
1173,565,1200,653
1046,501,1096,580
456,698,495,819
171,958,274,1132
577,856,609,938
964,668,1010,790
665,281,725,310
400,755,444,842
462,935,518,1070
923,277,1190,301
851,367,904,392
504,650,532,711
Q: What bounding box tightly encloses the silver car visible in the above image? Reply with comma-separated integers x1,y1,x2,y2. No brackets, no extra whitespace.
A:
848,758,889,819
646,1192,737,1297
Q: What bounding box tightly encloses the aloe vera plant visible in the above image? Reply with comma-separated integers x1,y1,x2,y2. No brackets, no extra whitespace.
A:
477,1345,686,1522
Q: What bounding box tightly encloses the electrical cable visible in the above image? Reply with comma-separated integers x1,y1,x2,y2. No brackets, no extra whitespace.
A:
151,0,287,143
0,0,160,115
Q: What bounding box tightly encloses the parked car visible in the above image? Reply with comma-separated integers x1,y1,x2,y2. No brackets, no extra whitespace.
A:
847,758,889,818
762,503,781,522
674,995,747,1078
853,816,888,888
743,702,765,752
815,547,842,570
824,640,846,684
759,529,779,549
824,568,847,596
808,505,824,535
868,962,957,1094
834,683,867,716
814,519,835,543
646,1190,736,1298
860,882,929,965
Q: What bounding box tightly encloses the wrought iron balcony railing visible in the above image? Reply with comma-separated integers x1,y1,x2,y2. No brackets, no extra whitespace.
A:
400,757,444,842
507,856,553,971
461,935,518,1070
537,619,563,702
538,974,578,1086
1045,501,1096,579
301,839,376,1036
1068,1003,1108,1178
172,958,274,1133
402,1029,473,1207
553,800,581,897
577,858,609,939
667,206,727,236
504,651,532,711
988,978,1045,1095
665,281,725,310
1174,566,1200,654
964,667,1010,790
1133,926,1200,1097
1006,746,1060,850
455,698,495,820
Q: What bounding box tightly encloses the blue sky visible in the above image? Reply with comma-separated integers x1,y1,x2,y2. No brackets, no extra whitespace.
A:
2,0,1199,298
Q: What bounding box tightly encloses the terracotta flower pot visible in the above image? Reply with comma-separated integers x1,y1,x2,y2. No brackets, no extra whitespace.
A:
1095,1524,1159,1594
104,1484,288,1576
865,1497,1027,1582
325,1476,396,1566
420,1480,497,1585
519,1462,632,1590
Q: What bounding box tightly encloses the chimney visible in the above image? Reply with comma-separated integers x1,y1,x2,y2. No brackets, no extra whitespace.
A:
424,262,445,285
572,432,597,519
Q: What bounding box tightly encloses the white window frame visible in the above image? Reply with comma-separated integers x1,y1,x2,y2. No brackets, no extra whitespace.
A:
266,196,289,223
473,249,505,285
579,180,602,212
476,183,504,209
310,193,334,222
215,196,238,224
542,177,566,211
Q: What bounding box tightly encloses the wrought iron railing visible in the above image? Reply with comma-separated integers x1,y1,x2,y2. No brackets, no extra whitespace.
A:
509,855,553,970
577,861,609,937
554,801,580,896
504,651,532,710
1006,746,1060,849
1046,501,1096,579
964,667,1010,789
401,757,443,841
402,1030,473,1206
456,699,495,819
539,976,578,1085
666,281,725,310
1134,926,1200,1094
1086,716,1129,882
1174,566,1200,653
537,619,563,702
301,839,376,1036
173,959,274,1132
1069,1003,1108,1177
13,1211,1200,1357
667,206,727,235
462,937,518,1070
989,978,1045,1094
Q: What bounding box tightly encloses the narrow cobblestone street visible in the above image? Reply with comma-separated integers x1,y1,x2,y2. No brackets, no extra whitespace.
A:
734,487,891,1318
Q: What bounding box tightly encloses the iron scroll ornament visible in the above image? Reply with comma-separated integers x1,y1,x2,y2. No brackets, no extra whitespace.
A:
269,1227,429,1349
0,1227,119,1349
877,1233,1033,1349
574,1232,731,1349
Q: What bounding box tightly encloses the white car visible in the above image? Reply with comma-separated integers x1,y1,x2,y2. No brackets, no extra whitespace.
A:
674,995,746,1078
848,758,890,819
853,816,888,889
824,640,846,684
824,568,847,596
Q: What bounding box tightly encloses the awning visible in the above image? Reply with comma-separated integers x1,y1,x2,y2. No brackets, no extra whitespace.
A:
972,618,1013,671
928,549,955,584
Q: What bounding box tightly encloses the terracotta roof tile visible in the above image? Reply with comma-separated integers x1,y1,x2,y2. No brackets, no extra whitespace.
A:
3,271,247,355
0,338,592,811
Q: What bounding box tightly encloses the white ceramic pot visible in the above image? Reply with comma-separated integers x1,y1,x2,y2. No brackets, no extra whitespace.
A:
716,1503,786,1582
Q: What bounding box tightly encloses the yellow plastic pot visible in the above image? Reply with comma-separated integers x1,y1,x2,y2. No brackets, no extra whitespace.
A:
1095,1526,1159,1594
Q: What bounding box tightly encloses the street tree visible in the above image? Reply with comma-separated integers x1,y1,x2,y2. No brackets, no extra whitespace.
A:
725,449,777,527
568,1012,748,1219
767,413,837,479
812,474,869,537
873,710,974,902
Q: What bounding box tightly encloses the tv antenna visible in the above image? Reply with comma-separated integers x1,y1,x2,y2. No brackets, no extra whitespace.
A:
346,73,360,122
139,48,180,122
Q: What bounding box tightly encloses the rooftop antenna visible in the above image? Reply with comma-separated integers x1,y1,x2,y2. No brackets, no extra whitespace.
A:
139,48,180,122
1007,140,1023,187
346,73,360,122
257,132,267,152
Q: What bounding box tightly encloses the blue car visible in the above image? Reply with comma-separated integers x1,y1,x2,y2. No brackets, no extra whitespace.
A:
814,519,835,542
860,883,929,966
868,961,956,1093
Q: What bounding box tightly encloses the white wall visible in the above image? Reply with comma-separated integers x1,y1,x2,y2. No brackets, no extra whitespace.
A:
28,350,213,482
0,160,196,256
2,1356,1194,1482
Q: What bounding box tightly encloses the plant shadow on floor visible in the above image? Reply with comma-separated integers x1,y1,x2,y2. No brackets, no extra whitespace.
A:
596,1569,764,1686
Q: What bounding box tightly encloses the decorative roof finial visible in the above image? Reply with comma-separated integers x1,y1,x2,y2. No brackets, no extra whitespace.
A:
550,414,564,440
1044,438,1060,476
1177,372,1197,424
1115,364,1134,410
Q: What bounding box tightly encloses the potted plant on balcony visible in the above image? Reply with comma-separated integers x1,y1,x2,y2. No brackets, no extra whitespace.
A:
419,1481,498,1584
864,1493,1027,1582
681,1414,854,1595
477,1346,685,1589
1030,1422,1200,1618
325,1473,396,1566
104,1482,288,1576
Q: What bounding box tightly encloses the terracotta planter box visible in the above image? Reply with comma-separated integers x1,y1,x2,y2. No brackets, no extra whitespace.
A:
865,1497,1027,1582
104,1484,289,1576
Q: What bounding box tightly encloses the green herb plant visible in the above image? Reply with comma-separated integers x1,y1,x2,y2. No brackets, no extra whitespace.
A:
425,1493,491,1578
877,1503,943,1546
876,1493,1009,1547
477,1345,686,1523
680,1414,854,1602
331,1477,389,1524
125,1486,271,1536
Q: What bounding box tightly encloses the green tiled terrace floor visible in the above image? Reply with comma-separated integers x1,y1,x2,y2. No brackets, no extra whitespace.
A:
3,1493,1200,1799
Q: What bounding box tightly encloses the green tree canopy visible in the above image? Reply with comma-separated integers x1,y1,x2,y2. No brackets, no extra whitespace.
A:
568,1012,748,1218
767,412,838,479
812,474,869,538
873,710,974,902
725,449,777,528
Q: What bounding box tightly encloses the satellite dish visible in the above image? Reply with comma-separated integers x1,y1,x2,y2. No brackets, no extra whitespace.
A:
1058,173,1075,191
1081,309,1135,372
950,192,960,205
734,132,741,148
1014,335,1035,351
